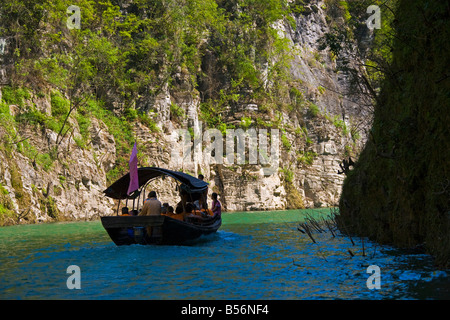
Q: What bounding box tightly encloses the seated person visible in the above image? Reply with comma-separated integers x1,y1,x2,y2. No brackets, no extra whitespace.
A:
161,203,169,214
185,203,211,222
138,191,162,216
192,200,208,217
121,207,129,216
185,203,194,214
193,200,200,210
175,205,184,215
167,206,174,214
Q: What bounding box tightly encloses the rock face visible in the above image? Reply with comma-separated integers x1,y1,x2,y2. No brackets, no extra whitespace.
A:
149,1,366,211
0,109,117,224
0,0,367,224
338,0,450,267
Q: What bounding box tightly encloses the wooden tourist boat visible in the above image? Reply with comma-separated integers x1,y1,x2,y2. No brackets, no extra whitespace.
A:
101,167,221,245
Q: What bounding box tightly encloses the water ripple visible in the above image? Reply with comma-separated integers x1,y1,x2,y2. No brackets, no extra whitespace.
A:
0,212,449,299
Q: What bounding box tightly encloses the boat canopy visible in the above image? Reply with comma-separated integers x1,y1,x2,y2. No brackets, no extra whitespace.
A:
103,167,209,200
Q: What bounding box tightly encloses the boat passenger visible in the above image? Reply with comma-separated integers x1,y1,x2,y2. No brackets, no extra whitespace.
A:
184,203,201,220
121,207,129,216
167,206,174,214
175,205,183,214
185,203,194,213
161,202,169,214
138,191,162,216
211,192,222,218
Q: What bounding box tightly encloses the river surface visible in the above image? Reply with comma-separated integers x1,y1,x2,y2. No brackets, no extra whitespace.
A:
0,209,448,300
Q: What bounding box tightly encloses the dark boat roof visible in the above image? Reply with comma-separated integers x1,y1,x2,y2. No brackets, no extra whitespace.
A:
103,167,208,199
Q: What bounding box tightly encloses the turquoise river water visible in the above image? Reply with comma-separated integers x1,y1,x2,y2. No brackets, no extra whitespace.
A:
0,209,448,300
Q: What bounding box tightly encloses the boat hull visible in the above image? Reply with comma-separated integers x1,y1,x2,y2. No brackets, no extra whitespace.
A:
101,215,221,245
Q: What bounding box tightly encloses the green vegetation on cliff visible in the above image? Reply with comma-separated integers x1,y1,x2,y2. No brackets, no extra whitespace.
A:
0,0,300,182
2,0,337,224
0,0,396,224
337,0,450,268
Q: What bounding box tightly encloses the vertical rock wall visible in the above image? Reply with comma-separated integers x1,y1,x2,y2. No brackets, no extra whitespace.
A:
0,0,368,224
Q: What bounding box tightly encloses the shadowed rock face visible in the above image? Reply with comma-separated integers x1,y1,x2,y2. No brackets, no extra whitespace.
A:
338,0,450,268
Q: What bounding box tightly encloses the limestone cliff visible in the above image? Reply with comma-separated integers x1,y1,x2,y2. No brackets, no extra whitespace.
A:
148,0,367,211
0,0,367,224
